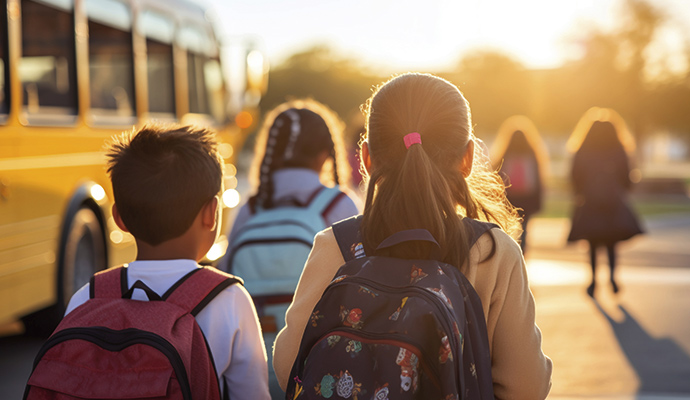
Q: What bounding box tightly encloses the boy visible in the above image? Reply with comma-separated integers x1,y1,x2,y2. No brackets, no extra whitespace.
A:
65,124,270,399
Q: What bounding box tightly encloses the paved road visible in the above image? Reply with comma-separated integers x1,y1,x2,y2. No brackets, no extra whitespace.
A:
2,215,689,400
526,215,690,399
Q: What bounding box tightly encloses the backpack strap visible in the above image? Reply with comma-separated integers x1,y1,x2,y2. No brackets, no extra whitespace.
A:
256,186,345,216
332,216,499,262
376,228,443,260
90,265,129,299
92,265,169,301
164,267,244,316
307,186,348,218
271,186,323,208
463,218,499,248
332,215,364,262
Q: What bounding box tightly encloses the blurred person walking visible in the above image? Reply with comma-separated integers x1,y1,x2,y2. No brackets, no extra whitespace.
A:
566,107,643,297
491,116,548,253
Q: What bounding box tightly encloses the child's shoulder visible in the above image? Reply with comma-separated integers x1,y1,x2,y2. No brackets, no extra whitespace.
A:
472,224,522,263
312,226,345,258
185,272,256,328
202,279,253,312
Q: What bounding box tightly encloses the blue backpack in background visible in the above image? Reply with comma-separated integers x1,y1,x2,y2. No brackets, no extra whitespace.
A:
286,216,496,400
227,186,345,297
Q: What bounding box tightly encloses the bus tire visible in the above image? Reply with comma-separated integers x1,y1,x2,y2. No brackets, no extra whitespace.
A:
22,206,107,337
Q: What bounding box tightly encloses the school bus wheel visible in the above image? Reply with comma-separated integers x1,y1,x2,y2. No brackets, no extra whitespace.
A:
59,206,108,303
22,206,107,336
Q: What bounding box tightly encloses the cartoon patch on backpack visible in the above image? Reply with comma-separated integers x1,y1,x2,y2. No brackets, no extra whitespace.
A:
439,334,452,364
311,310,325,327
340,306,364,329
426,286,453,308
388,296,409,321
314,371,364,399
327,335,341,348
372,384,390,400
315,374,336,398
350,242,365,259
396,348,419,392
358,285,379,298
410,265,428,284
345,340,362,357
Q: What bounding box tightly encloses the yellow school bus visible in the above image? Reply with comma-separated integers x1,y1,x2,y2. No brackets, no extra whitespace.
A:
0,0,267,334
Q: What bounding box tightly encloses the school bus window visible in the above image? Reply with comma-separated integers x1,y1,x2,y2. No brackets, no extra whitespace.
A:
1,6,7,118
19,0,77,120
204,59,226,122
139,10,175,116
179,25,220,119
86,0,134,121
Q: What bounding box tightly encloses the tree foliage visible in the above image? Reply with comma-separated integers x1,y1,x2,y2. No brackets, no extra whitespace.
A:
260,45,384,125
258,1,690,144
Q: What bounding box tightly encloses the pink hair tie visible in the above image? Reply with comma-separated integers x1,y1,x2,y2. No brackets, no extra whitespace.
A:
403,132,422,149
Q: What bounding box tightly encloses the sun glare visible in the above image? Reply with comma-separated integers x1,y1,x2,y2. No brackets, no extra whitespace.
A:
211,0,689,73
206,236,229,262
222,189,241,209
218,143,234,159
90,184,106,201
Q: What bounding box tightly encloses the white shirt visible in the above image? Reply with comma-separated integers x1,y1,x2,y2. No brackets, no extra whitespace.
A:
66,259,271,400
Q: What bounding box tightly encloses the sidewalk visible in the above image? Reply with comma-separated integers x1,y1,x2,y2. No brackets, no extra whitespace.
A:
526,214,690,269
526,215,690,399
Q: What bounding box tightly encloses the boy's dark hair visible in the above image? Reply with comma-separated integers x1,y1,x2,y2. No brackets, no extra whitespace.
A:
106,124,223,246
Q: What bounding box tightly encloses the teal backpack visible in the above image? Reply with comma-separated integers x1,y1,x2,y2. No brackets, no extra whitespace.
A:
227,186,346,297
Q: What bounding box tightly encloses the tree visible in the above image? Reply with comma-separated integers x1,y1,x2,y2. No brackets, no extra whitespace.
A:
445,51,532,135
259,46,384,124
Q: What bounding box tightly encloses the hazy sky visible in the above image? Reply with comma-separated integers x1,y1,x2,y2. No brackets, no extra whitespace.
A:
207,0,690,73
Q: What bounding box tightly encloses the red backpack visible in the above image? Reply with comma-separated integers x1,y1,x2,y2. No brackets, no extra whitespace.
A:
24,265,242,400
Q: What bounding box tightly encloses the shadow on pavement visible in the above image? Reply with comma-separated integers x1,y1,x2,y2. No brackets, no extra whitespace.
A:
0,333,45,400
594,300,690,396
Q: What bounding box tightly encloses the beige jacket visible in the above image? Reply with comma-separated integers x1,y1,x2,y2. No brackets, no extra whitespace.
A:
272,226,552,399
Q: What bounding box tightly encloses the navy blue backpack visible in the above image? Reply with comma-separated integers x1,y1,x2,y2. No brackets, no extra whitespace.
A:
285,216,496,400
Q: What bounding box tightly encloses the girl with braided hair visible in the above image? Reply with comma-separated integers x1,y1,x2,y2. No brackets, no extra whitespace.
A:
224,99,358,245
219,100,358,313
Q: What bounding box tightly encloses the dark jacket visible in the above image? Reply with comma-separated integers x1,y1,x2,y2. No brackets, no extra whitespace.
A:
567,147,643,243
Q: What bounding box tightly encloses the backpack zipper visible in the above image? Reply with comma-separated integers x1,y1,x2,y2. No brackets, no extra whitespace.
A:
31,326,193,400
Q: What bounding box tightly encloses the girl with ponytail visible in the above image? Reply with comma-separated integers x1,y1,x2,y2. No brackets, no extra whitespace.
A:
273,73,552,399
